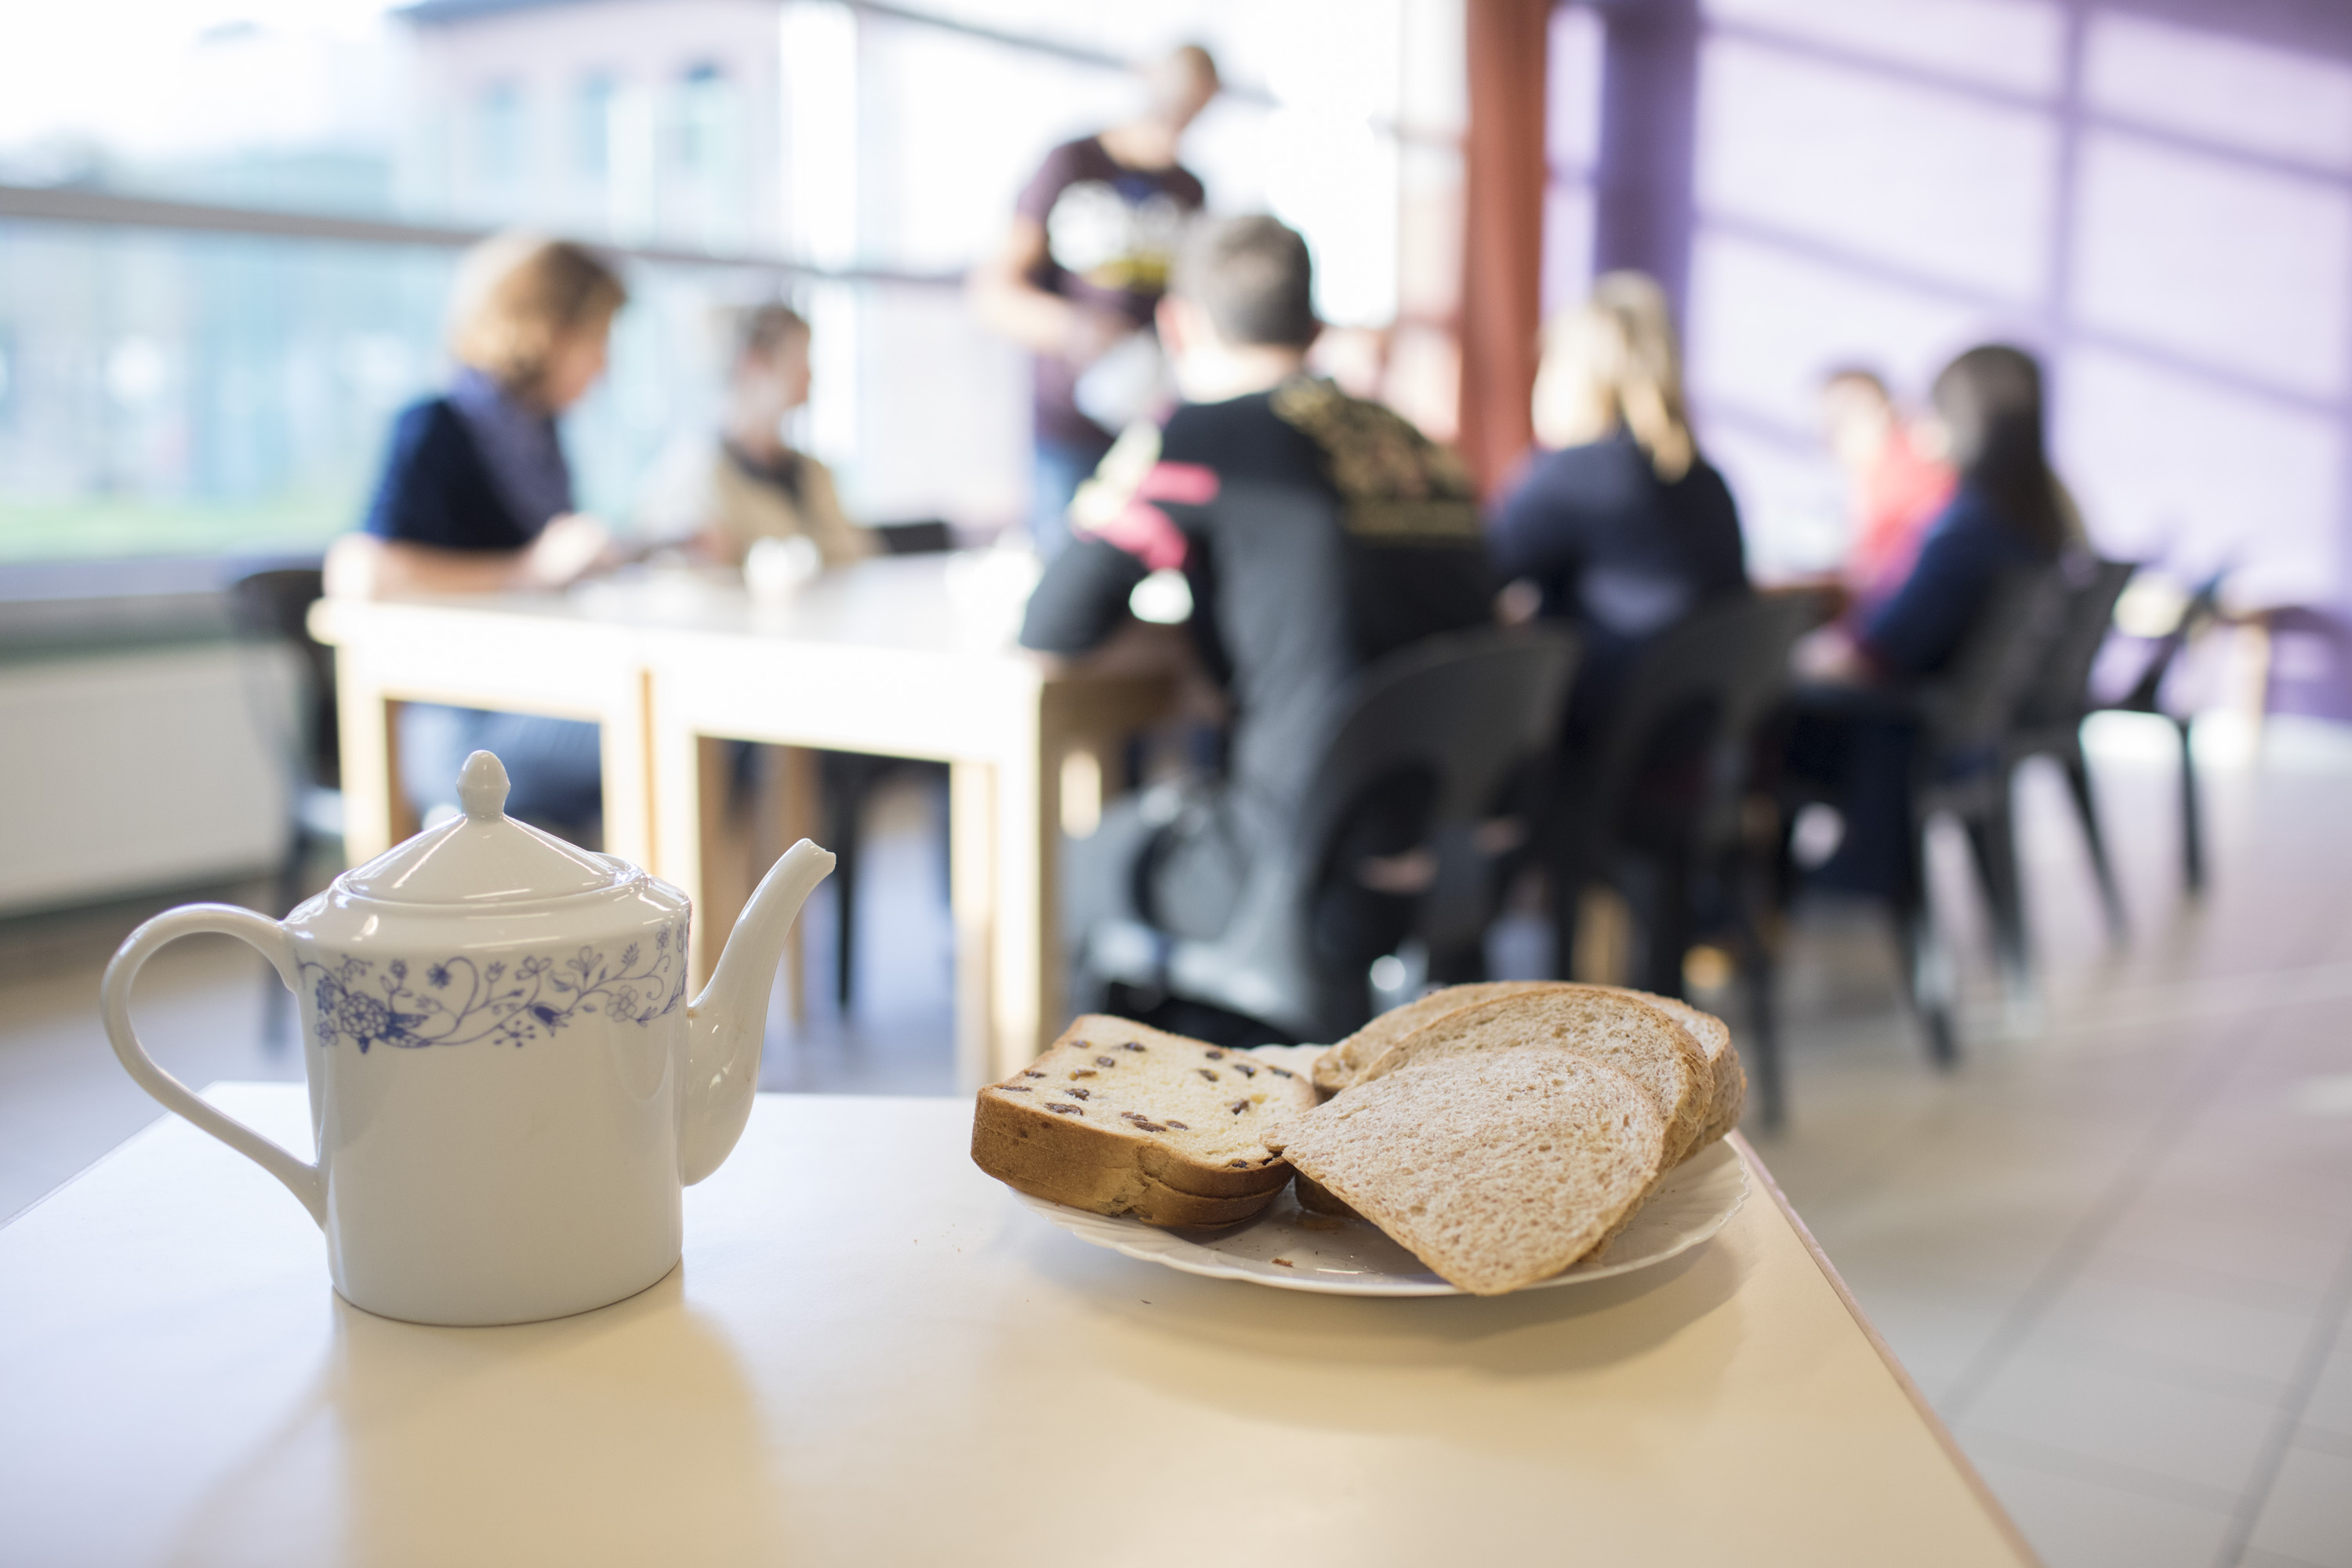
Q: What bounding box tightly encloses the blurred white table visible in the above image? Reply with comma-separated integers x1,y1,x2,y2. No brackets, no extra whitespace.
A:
0,1085,2034,1567
310,555,1174,1083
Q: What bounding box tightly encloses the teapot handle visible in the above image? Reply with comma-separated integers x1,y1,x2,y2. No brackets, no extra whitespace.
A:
100,905,325,1227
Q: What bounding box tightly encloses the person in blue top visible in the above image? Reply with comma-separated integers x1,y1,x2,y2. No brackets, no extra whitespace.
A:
324,235,626,827
1788,343,2071,897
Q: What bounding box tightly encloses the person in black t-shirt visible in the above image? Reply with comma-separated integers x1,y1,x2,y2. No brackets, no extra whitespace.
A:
1022,216,1494,1012
969,45,1218,558
1487,271,1748,748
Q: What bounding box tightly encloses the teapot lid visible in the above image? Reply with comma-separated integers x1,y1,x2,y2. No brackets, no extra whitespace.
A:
339,752,634,906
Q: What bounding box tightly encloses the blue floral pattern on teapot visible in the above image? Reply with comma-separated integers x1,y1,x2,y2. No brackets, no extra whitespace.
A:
302,920,689,1052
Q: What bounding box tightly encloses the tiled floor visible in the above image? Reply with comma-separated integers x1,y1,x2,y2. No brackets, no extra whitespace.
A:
4,716,2348,1567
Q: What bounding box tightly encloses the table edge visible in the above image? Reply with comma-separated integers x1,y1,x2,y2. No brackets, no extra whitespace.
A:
1730,1131,2044,1568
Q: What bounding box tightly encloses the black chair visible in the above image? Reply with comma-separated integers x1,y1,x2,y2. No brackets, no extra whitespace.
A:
1863,568,2067,1065
225,565,341,1040
1084,626,1579,1044
2002,557,2137,938
2100,571,2223,897
1547,592,1824,1127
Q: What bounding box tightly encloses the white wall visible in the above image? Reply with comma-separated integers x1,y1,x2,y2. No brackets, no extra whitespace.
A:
0,646,293,915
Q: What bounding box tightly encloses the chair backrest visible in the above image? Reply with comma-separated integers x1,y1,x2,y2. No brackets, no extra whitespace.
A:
1920,566,2066,759
1166,626,1577,1039
1578,591,1824,853
1295,625,1579,856
226,567,336,789
2017,557,2135,731
873,519,954,555
2115,568,2225,715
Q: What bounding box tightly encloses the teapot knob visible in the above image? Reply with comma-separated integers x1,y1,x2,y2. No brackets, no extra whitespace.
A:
457,751,511,821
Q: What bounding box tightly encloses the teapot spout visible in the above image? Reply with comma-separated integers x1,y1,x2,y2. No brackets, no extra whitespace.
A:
681,838,833,1185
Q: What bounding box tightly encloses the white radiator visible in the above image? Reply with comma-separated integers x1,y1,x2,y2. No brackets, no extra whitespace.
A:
0,644,295,915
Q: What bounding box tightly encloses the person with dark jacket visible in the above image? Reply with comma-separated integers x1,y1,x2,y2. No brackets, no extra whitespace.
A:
1021,216,1494,1009
1790,343,2071,897
323,235,626,826
1488,272,1748,745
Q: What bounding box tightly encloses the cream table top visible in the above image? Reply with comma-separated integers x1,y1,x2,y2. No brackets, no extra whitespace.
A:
0,1084,2034,1567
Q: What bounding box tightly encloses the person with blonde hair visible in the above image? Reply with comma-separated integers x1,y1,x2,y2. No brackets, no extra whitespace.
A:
326,233,627,825
1489,270,1748,742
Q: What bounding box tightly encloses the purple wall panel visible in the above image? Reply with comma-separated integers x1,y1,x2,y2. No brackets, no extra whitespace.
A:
1549,0,2352,717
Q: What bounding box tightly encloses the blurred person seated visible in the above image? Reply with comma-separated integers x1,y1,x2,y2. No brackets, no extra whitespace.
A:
637,303,874,570
1489,271,1748,747
969,45,1218,560
1788,344,2071,897
1020,215,1494,997
1821,366,1954,619
323,234,625,828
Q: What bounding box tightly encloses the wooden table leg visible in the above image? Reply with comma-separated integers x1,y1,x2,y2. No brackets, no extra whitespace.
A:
987,702,1060,1081
598,669,655,868
334,655,402,863
949,760,996,1091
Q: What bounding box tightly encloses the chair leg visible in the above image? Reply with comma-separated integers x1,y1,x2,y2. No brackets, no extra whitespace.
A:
262,826,306,1049
1733,895,1784,1131
1639,854,1697,1000
829,777,862,1012
2176,715,2205,895
1962,804,2030,999
2060,744,2126,938
1548,864,1581,983
1893,822,1958,1069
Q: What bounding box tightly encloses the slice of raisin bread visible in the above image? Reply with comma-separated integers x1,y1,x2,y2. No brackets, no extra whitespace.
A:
1266,1044,1667,1294
972,1016,1316,1226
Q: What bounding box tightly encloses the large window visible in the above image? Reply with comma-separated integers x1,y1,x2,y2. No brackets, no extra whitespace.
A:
0,0,1467,564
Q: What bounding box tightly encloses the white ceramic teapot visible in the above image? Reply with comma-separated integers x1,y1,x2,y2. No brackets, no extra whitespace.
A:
100,750,833,1327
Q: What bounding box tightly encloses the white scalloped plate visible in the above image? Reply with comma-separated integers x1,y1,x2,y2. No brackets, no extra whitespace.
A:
1013,1138,1749,1297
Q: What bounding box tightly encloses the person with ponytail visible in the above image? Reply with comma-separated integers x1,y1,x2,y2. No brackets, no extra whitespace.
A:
1488,271,1748,743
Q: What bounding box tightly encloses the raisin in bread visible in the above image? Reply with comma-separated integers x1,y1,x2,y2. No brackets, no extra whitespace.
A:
971,1016,1316,1227
1266,1044,1667,1294
1353,985,1711,1166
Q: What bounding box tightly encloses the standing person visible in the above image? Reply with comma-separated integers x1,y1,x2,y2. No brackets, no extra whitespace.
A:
969,44,1219,559
1488,270,1748,747
1020,216,1494,1024
1820,366,1954,619
637,303,874,569
324,234,626,827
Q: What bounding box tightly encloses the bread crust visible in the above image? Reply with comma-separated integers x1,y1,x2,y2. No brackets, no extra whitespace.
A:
1311,981,1558,1093
1610,989,1744,1152
971,1016,1312,1227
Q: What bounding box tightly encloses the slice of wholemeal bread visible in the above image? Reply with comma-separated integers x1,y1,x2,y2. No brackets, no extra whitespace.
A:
1311,981,1559,1094
1613,989,1744,1154
1265,1044,1667,1294
971,1015,1316,1226
1353,986,1711,1166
